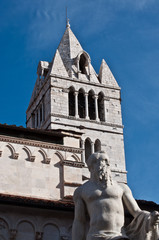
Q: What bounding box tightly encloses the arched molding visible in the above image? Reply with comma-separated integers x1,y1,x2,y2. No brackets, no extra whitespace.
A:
6,143,19,160
98,91,105,97
68,86,75,92
66,154,80,162
88,89,95,96
42,219,60,230
23,146,35,162
16,217,36,232
77,50,91,62
0,217,10,230
39,148,51,164
55,151,65,162
78,88,85,94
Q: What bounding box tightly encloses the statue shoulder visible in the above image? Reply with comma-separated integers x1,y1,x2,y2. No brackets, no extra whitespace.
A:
73,181,89,202
118,182,132,195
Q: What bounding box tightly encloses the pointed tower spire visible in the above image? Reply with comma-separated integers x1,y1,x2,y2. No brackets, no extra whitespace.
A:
98,59,119,87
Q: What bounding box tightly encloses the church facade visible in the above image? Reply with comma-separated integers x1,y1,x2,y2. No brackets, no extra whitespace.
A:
0,22,158,240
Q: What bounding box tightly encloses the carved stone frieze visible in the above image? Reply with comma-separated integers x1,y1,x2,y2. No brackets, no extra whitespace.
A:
0,135,82,154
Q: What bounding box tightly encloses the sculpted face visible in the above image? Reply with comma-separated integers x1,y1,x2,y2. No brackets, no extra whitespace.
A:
87,152,112,184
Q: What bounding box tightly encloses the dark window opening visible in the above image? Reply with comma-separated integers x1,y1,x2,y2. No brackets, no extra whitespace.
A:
69,88,75,116
85,138,92,162
95,139,101,152
79,54,87,74
98,93,105,121
78,90,85,118
88,92,95,120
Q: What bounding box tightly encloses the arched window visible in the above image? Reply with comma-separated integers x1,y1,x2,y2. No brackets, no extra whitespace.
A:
79,54,87,74
85,138,92,162
88,90,95,120
69,87,75,116
78,89,85,118
95,139,101,152
98,92,105,121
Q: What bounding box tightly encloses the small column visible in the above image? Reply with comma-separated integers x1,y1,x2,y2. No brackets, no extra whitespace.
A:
81,139,85,163
94,95,99,121
91,141,94,154
77,59,80,78
85,93,89,119
74,91,79,118
103,97,106,122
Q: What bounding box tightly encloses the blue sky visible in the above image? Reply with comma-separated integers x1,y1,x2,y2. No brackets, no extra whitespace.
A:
0,0,159,203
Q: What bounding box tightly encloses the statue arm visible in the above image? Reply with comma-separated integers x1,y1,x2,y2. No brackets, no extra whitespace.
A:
72,187,87,240
121,183,141,218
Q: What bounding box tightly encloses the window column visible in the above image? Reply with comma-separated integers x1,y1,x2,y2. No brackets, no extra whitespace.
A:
85,93,89,119
91,141,94,154
81,139,85,163
94,95,99,121
74,91,79,118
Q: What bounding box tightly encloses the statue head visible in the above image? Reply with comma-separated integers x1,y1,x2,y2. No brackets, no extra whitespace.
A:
86,151,112,184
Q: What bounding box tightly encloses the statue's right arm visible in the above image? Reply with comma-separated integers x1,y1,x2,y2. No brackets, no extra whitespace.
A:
72,187,87,240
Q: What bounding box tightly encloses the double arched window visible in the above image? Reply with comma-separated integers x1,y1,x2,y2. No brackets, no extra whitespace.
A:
84,138,101,162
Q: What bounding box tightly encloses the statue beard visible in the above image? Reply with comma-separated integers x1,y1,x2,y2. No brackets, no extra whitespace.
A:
98,167,113,187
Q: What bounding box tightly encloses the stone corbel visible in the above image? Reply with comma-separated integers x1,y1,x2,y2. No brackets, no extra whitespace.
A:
13,152,19,159
36,232,43,240
44,157,51,164
10,229,17,240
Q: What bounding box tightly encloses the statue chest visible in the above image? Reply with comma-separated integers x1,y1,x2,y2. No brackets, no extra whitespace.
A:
83,184,123,203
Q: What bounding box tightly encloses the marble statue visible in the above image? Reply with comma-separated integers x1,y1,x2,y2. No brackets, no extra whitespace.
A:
72,152,159,240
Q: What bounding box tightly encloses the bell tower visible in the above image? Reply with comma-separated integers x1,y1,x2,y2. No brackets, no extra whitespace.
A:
26,21,127,183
